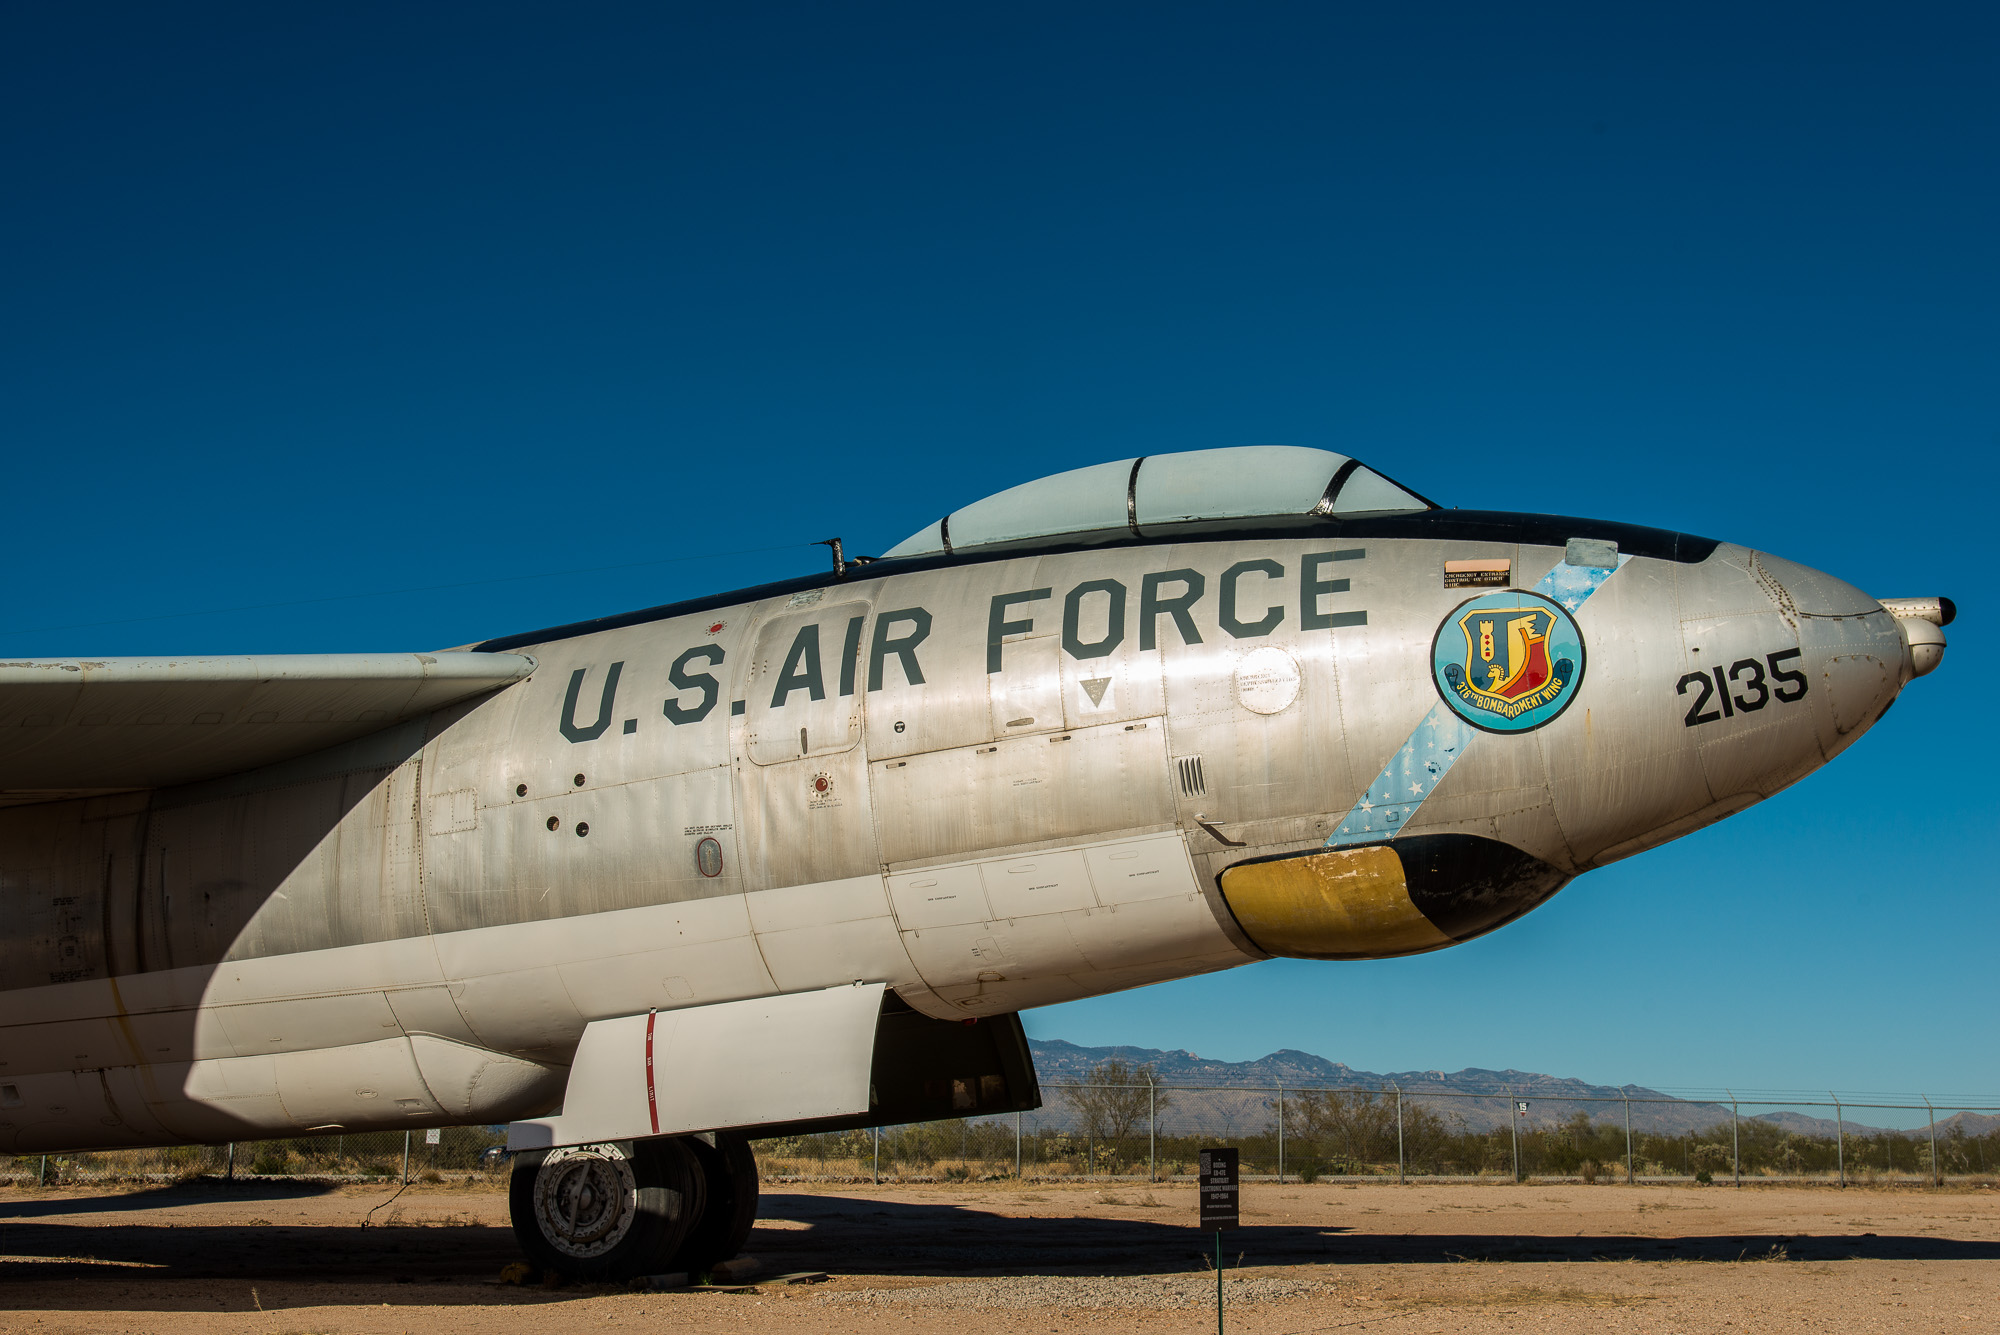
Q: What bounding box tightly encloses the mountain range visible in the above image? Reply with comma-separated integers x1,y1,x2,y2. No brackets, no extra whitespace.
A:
1026,1039,1980,1138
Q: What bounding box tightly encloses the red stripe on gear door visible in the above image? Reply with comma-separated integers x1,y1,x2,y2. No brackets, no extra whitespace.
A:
645,1009,660,1134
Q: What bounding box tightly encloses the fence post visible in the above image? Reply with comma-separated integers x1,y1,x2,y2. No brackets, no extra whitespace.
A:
1394,1084,1405,1185
1832,1093,1845,1188
1147,1075,1156,1184
402,1130,411,1185
1277,1083,1285,1184
874,1124,881,1184
1727,1090,1739,1188
226,1142,235,1183
1510,1093,1520,1183
38,1155,47,1187
1924,1096,1940,1187
1623,1097,1634,1184
1016,1111,1023,1180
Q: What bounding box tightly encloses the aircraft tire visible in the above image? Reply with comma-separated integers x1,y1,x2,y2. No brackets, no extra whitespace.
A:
674,1132,760,1273
509,1138,706,1282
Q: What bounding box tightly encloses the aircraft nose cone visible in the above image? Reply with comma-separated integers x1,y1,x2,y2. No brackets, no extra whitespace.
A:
1672,547,1913,806
1738,551,1915,753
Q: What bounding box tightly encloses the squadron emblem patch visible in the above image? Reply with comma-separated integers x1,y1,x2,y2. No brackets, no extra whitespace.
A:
1431,590,1586,733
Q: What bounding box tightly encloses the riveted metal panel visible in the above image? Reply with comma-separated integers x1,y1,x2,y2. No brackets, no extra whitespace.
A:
872,718,1174,867
990,635,1063,737
742,601,869,765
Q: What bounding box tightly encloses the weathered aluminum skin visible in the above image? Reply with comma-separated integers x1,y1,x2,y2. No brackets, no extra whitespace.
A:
0,523,1920,1152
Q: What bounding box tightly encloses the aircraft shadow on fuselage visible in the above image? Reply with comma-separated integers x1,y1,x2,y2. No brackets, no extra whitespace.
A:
6,722,433,1155
5,1188,1992,1311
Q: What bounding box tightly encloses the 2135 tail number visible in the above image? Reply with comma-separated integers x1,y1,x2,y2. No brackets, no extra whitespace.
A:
1678,649,1808,728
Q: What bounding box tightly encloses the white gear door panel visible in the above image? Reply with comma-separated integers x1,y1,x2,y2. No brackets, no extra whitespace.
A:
507,982,885,1150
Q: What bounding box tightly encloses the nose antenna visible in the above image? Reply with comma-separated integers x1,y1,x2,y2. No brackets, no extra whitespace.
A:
816,538,878,580
1880,597,1954,678
1880,596,1954,627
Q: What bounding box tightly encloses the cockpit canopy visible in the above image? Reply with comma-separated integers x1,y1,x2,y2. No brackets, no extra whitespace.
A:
883,446,1433,558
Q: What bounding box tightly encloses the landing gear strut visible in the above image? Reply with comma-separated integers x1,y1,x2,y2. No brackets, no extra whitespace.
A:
508,1133,758,1281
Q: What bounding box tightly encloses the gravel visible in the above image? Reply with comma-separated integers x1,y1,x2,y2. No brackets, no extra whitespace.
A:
820,1274,1330,1310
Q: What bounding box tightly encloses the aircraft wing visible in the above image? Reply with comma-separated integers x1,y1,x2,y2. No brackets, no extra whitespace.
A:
0,652,536,805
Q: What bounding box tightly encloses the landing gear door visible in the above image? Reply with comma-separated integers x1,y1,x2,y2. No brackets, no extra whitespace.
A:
742,600,871,766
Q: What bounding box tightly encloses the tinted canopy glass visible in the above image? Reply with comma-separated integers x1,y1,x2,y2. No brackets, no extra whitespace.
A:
883,447,1431,557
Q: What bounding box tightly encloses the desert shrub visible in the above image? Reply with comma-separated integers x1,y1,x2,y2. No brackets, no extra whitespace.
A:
1690,1143,1733,1175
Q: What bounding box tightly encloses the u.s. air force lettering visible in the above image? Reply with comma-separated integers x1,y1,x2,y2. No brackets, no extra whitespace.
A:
555,552,1369,741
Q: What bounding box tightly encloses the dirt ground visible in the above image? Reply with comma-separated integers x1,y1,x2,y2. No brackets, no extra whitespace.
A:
3,1176,1996,1334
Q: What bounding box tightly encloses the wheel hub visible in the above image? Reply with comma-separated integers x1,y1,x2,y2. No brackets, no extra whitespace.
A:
531,1144,639,1258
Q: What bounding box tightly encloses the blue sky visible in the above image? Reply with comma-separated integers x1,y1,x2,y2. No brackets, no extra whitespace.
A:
5,4,1993,1102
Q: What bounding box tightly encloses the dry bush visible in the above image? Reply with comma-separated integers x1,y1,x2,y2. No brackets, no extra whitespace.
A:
1690,1143,1733,1175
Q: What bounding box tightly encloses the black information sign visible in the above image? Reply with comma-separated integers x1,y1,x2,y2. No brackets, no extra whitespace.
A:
1199,1146,1239,1230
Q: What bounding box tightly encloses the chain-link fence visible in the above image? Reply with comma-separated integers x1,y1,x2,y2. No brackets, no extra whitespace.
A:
0,1125,506,1187
8,1082,1997,1188
754,1083,2000,1186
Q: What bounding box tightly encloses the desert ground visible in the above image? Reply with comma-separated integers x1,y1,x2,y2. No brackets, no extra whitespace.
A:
3,1176,1996,1334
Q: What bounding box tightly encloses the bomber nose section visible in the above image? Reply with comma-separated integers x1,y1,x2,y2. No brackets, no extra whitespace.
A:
1681,550,1946,803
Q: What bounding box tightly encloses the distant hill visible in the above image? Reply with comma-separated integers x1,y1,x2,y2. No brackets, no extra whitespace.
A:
1936,1111,2000,1138
1026,1038,1918,1137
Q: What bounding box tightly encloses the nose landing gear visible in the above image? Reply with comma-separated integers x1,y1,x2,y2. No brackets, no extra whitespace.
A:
508,1133,758,1282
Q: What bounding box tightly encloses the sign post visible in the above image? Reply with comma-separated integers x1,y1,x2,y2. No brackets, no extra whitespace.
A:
1512,1101,1528,1181
1199,1147,1239,1333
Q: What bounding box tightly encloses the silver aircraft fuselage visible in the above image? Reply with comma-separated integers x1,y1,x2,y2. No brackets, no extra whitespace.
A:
0,504,1936,1153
